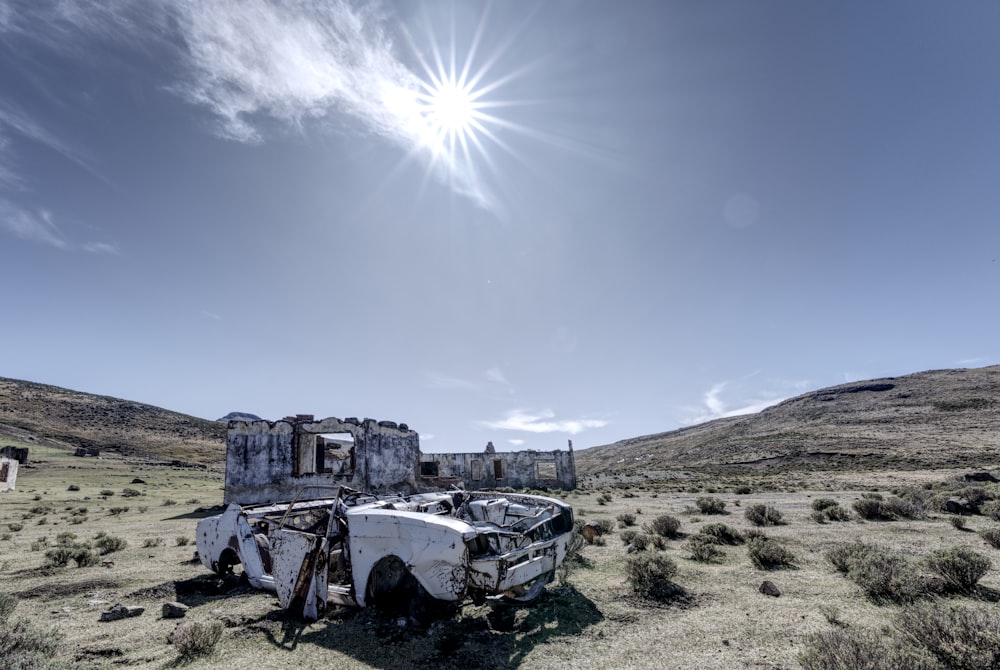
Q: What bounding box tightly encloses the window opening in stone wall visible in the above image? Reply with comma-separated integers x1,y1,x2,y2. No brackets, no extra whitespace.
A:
317,433,355,476
535,460,557,479
420,461,439,477
493,459,503,479
0,462,8,483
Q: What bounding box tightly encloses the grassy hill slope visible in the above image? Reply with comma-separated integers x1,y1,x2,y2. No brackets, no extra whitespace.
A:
0,377,225,465
576,365,1000,475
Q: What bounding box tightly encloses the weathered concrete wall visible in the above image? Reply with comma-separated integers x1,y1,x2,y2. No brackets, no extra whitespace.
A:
420,447,576,491
224,417,420,505
0,446,28,465
0,457,18,492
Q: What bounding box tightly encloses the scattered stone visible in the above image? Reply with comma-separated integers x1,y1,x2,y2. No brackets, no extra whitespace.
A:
759,580,781,597
101,560,114,569
100,604,144,622
130,477,146,484
162,602,189,619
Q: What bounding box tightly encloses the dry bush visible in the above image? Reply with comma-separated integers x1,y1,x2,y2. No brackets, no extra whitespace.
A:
0,615,65,670
0,592,16,622
837,545,926,604
982,500,1000,521
697,523,744,545
695,496,726,514
896,600,1000,669
981,527,1000,549
172,621,224,659
7,523,23,533
746,535,795,569
799,628,935,670
646,513,681,539
826,541,878,574
624,553,685,602
94,533,127,555
617,512,637,528
924,546,991,593
120,488,141,498
687,535,724,562
744,504,783,527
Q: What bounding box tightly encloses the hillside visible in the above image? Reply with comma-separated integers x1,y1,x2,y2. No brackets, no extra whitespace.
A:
0,377,225,465
575,365,1000,475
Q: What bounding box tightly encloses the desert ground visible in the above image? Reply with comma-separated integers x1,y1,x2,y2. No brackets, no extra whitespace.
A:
3,437,1000,669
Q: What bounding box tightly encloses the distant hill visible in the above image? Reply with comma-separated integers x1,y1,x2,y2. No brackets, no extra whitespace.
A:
575,366,1000,475
217,412,263,423
0,377,226,465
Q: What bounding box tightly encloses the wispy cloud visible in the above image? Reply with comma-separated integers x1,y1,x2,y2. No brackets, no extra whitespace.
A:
200,309,222,320
507,438,524,446
480,409,608,435
0,104,111,187
82,241,119,255
0,200,68,249
4,0,494,208
681,377,799,425
424,372,479,390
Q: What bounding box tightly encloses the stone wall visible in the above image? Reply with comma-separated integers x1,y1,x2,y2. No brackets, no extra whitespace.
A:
224,416,420,505
420,443,576,491
0,457,18,492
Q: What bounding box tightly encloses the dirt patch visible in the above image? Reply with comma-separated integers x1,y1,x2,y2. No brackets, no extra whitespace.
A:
14,577,121,601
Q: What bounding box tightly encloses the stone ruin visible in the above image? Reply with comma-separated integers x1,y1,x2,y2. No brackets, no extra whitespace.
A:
223,415,576,505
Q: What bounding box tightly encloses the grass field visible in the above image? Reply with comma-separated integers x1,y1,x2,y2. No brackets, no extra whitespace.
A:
3,443,1000,669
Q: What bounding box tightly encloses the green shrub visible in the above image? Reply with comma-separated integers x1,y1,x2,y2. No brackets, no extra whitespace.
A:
925,546,991,593
176,536,190,547
950,516,967,530
620,530,638,545
593,519,614,535
747,536,795,569
695,496,726,514
71,548,98,568
981,527,1000,549
824,504,851,522
121,488,141,498
172,621,224,659
896,601,1000,669
852,497,887,520
697,523,744,545
744,504,783,526
630,533,651,551
624,553,684,601
108,506,129,516
881,496,925,520
647,514,681,539
162,498,177,506
826,541,879,574
617,513,637,528
55,532,77,546
142,538,164,548
735,485,752,495
687,535,724,562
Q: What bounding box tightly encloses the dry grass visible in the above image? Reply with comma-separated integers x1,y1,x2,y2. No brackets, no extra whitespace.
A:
2,440,1000,669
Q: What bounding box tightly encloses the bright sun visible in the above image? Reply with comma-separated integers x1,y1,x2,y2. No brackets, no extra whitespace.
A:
417,72,485,151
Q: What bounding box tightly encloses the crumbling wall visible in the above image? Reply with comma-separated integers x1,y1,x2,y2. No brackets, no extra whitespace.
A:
0,457,18,492
224,417,420,505
0,446,28,465
420,444,576,491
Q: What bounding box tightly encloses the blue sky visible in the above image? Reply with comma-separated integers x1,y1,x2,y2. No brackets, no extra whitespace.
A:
2,1,998,453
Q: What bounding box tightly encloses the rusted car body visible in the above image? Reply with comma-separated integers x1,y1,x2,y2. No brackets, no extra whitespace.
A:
196,487,574,620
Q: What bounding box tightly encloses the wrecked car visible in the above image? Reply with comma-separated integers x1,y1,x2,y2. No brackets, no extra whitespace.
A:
196,486,575,620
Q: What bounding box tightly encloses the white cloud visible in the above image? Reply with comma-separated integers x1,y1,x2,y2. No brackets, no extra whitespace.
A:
507,438,524,446
82,242,119,255
681,379,789,426
200,310,222,320
0,200,68,249
480,409,608,435
0,104,110,187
